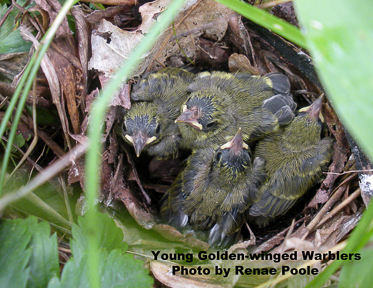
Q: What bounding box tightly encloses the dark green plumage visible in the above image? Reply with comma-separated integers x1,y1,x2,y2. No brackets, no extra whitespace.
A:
117,68,195,158
249,96,333,227
160,129,266,247
175,71,296,149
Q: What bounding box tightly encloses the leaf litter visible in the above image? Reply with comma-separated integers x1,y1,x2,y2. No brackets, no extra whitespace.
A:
0,0,370,287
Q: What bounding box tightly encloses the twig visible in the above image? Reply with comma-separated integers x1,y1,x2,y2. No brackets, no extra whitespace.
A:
325,169,373,175
37,129,65,158
122,145,151,205
302,186,347,240
315,188,361,230
302,173,357,240
279,219,295,254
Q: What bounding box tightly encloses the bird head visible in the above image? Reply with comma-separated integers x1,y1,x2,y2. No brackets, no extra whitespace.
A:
175,88,230,135
121,102,161,157
284,96,324,148
213,128,252,179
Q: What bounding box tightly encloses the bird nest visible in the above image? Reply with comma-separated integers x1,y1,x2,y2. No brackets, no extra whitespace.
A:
1,0,369,287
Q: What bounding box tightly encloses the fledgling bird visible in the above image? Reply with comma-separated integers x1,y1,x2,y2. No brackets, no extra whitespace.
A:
160,129,266,247
117,68,195,159
175,71,297,149
248,96,333,227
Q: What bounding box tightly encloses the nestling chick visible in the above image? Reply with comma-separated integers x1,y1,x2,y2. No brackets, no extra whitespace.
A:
248,96,333,227
175,71,296,149
160,129,266,248
117,68,195,158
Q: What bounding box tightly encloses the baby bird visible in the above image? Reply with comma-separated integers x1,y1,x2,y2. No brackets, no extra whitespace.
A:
249,96,333,227
175,71,296,149
118,68,195,158
160,129,266,247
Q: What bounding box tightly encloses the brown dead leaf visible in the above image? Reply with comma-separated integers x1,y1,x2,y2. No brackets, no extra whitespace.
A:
307,142,349,209
151,261,225,288
20,26,72,148
89,0,233,76
195,38,230,69
100,159,113,200
152,224,210,250
71,7,91,111
0,52,29,82
226,15,253,60
228,53,258,74
99,74,131,109
85,5,134,29
314,208,362,247
68,157,85,187
0,82,53,109
107,131,119,165
323,101,349,149
34,0,70,38
271,2,298,27
48,45,82,135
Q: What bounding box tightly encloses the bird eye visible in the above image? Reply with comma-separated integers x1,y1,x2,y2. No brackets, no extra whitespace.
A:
122,122,127,133
206,121,216,129
215,152,222,162
155,124,161,134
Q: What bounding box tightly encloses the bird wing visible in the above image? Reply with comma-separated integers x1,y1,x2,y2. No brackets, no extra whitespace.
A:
181,148,215,212
159,172,189,229
240,107,279,142
208,157,266,247
250,137,333,219
262,94,297,126
265,72,291,94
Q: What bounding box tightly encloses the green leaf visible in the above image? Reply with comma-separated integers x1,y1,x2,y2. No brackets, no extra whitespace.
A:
293,0,373,161
71,212,128,262
0,29,32,54
55,250,153,288
0,218,31,288
339,248,373,288
53,212,154,288
5,169,76,229
0,1,32,54
12,131,26,151
0,216,59,288
292,1,373,287
215,0,307,48
26,217,59,288
47,276,62,288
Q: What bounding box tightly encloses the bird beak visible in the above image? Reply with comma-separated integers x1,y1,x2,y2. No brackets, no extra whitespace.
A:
306,95,324,121
175,106,203,130
220,128,248,154
125,134,156,157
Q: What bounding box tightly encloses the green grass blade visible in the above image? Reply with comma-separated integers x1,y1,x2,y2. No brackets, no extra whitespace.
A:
215,0,307,48
0,0,78,195
84,1,188,287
